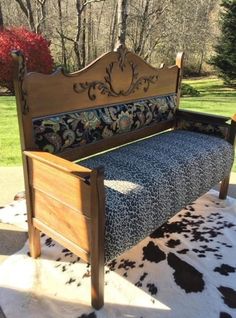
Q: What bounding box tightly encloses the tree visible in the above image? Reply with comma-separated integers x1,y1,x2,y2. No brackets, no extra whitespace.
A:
210,0,236,86
0,1,4,29
0,0,223,74
0,27,53,92
117,0,128,46
14,0,48,33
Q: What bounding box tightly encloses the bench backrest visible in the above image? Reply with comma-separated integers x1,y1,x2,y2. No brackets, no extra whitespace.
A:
13,45,184,161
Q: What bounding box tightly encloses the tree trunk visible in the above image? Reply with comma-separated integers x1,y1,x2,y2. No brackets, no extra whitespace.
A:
14,0,36,32
57,0,67,69
0,2,4,29
26,0,36,32
135,0,150,55
82,9,86,68
87,3,92,63
110,2,118,50
117,0,128,46
75,0,82,69
36,0,47,33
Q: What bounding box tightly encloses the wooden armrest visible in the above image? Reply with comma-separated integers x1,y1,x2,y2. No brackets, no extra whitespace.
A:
176,110,236,146
24,150,92,183
176,109,230,125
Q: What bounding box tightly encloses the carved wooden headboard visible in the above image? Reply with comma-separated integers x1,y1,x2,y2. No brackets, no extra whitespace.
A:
12,45,184,160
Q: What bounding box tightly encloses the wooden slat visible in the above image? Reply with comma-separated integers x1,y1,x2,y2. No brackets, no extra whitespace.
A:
33,218,89,262
32,188,91,252
60,120,175,161
28,157,91,217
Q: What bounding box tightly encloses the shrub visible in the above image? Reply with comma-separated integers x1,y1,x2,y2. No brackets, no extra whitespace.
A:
181,83,200,97
0,27,53,93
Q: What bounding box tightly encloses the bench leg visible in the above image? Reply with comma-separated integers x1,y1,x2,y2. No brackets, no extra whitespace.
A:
91,252,104,310
219,175,230,200
90,167,105,309
28,223,41,258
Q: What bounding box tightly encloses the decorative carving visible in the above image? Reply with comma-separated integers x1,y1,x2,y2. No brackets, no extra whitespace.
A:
11,50,28,114
73,45,158,101
116,44,129,71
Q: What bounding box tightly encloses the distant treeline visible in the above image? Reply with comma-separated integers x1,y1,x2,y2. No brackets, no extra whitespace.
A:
0,0,221,75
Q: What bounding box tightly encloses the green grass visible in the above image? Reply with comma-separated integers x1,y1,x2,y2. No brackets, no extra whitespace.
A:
0,77,235,171
180,77,236,172
0,96,22,166
181,77,236,117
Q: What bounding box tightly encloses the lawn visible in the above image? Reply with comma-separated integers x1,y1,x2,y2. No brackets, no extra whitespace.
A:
180,77,236,172
181,77,236,117
0,96,22,166
0,77,235,171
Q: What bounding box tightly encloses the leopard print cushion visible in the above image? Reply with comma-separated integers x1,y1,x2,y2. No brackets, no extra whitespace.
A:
80,130,234,262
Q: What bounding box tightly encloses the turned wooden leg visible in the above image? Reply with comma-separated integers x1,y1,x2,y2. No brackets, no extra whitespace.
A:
28,223,41,258
219,175,230,200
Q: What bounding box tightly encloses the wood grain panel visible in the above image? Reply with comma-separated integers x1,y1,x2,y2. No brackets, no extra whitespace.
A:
33,189,90,252
28,157,91,217
24,48,179,118
33,218,89,262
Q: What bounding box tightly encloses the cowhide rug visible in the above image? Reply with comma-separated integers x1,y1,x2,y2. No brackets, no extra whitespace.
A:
0,190,236,318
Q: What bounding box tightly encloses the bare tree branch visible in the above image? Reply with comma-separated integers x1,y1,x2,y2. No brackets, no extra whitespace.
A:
14,0,36,31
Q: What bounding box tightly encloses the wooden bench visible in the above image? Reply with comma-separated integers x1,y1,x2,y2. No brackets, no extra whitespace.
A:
12,45,236,309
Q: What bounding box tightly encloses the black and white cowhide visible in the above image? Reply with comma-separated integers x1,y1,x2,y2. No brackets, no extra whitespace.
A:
0,190,236,318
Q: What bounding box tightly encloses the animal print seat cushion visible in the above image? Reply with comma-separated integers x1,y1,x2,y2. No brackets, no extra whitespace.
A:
79,130,234,262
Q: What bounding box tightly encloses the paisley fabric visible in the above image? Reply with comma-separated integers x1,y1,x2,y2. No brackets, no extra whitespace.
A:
79,130,234,262
33,94,176,153
176,119,229,139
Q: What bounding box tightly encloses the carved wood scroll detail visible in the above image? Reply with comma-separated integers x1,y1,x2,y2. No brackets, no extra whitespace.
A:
73,45,158,101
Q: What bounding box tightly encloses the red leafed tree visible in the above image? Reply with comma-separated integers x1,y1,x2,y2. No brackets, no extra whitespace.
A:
0,27,53,93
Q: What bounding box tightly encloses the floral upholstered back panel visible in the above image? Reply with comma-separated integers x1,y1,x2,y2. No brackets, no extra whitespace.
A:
33,94,176,154
176,119,229,139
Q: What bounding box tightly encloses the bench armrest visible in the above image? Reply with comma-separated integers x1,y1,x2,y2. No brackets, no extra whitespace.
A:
228,113,236,146
24,151,92,184
176,109,231,124
175,109,235,143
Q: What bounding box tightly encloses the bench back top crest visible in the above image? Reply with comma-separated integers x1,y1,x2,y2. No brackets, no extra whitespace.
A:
12,45,184,160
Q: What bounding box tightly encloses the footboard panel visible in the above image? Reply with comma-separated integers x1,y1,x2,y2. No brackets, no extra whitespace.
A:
25,151,95,262
28,157,91,217
33,189,91,253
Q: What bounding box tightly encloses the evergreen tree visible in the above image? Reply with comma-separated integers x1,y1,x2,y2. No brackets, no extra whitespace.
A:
210,0,236,86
